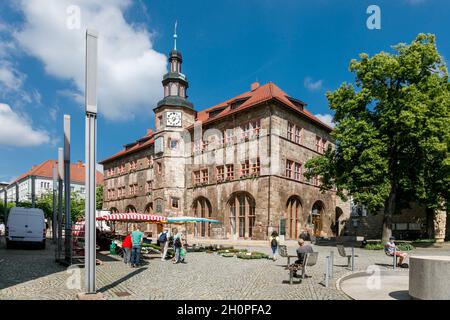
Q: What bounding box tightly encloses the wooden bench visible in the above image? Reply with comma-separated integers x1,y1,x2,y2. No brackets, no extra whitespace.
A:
337,244,358,268
287,252,319,284
278,245,297,266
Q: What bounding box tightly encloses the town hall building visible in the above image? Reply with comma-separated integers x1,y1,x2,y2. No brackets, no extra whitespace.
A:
100,34,351,241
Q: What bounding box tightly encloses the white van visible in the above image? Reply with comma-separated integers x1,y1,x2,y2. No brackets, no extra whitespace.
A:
6,207,46,249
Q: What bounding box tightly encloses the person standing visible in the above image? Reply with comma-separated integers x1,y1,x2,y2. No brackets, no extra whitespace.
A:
172,228,182,264
122,233,132,265
130,225,144,268
158,229,169,261
269,231,280,261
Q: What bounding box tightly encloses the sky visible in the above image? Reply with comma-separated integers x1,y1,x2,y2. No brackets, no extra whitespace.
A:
0,0,449,183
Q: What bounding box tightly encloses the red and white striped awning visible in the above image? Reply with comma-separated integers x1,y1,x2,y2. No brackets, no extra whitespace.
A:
96,213,167,223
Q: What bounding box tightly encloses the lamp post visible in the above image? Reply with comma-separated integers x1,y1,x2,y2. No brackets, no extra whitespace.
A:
52,164,57,244
64,115,72,263
31,175,36,208
84,29,98,295
57,147,64,262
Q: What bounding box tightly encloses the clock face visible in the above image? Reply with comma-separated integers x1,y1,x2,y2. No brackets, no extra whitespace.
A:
166,111,182,127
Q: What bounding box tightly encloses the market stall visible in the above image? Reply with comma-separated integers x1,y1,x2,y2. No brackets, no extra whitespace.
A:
96,213,168,257
166,216,221,242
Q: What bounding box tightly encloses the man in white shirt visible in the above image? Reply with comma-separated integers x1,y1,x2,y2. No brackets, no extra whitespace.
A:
158,229,169,261
0,221,5,236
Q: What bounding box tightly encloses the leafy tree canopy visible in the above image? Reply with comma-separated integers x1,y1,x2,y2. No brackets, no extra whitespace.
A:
305,34,450,240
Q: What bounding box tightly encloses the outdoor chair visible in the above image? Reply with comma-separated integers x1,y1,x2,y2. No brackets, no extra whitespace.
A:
287,252,319,285
337,244,358,268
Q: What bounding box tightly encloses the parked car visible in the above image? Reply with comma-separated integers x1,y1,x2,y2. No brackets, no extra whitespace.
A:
6,207,46,249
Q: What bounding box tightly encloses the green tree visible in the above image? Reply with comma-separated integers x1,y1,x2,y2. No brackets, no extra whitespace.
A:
96,184,103,210
305,34,450,242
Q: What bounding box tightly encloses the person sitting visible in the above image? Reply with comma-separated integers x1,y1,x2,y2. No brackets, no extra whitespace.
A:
384,236,407,266
293,239,314,277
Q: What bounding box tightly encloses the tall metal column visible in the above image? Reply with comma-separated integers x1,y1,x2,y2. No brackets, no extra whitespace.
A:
31,175,36,208
57,148,64,262
3,188,7,223
85,29,98,294
15,182,19,205
52,164,57,244
64,115,72,263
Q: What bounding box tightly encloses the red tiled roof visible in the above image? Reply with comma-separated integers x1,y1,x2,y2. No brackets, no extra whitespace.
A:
101,82,332,164
100,129,155,164
194,82,333,130
11,160,104,185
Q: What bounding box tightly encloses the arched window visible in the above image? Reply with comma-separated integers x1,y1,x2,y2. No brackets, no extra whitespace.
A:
335,207,344,236
144,203,153,214
125,205,137,213
170,83,178,96
311,201,325,237
227,192,256,239
286,196,302,240
110,207,119,214
192,197,212,238
155,198,163,214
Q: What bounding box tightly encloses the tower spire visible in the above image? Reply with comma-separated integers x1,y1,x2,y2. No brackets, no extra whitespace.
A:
173,21,178,50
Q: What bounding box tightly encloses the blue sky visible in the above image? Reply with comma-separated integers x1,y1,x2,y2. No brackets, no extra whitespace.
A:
0,0,449,183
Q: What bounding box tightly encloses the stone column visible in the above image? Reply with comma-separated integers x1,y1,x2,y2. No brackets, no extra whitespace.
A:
434,209,447,243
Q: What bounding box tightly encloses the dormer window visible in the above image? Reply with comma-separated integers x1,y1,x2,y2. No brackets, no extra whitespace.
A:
208,106,227,119
229,97,249,110
287,97,306,110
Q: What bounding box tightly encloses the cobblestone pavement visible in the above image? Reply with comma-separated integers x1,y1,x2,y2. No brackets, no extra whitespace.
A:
1,237,449,300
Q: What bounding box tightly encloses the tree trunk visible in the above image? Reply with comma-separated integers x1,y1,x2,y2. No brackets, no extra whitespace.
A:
382,187,397,243
433,209,447,243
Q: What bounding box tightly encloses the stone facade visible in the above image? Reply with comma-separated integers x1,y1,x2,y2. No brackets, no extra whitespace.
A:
100,43,351,241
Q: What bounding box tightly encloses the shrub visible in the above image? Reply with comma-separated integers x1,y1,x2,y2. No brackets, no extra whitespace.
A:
236,251,269,259
364,243,385,250
221,253,235,258
396,243,415,251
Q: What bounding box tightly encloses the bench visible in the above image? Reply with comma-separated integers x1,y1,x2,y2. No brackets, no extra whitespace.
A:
287,252,319,285
337,244,358,268
278,245,297,266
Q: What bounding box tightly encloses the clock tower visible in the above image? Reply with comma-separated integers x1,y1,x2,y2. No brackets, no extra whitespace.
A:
152,23,196,218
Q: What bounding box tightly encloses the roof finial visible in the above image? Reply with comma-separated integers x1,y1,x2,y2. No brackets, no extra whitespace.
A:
173,20,178,50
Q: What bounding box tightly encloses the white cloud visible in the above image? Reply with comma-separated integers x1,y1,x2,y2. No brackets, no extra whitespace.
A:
0,103,50,146
315,113,335,128
304,77,323,91
0,61,24,92
14,0,167,121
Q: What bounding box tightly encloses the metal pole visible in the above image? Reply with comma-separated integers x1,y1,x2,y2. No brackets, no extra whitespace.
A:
64,115,72,264
325,256,330,288
31,176,36,208
52,165,57,244
15,182,19,205
330,250,334,277
57,148,64,262
85,29,98,294
351,246,355,271
3,188,7,223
